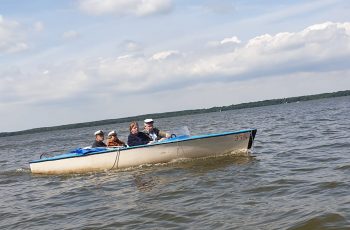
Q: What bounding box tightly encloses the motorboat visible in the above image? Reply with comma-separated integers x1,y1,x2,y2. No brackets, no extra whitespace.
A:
30,128,257,174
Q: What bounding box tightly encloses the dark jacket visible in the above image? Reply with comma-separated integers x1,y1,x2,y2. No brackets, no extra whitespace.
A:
92,140,107,148
127,132,152,147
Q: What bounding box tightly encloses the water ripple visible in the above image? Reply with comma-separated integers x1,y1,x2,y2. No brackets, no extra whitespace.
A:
0,96,350,229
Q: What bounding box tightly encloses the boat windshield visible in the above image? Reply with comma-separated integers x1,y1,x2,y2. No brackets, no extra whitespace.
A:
170,126,190,137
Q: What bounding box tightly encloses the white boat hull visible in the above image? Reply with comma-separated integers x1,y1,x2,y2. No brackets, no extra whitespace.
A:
30,129,257,174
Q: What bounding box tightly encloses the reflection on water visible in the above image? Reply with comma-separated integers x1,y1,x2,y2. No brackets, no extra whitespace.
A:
170,155,255,172
133,173,160,192
132,155,255,192
287,213,348,230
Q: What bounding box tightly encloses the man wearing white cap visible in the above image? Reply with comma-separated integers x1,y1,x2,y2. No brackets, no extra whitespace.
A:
92,130,107,148
143,118,170,142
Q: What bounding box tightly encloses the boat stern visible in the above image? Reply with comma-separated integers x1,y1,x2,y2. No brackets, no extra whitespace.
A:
247,129,257,149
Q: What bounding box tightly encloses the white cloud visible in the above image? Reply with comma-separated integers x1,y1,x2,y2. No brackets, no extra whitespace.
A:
220,36,241,45
117,54,134,60
7,42,28,53
151,50,180,61
62,30,80,40
120,40,143,52
34,21,44,32
0,15,28,53
78,0,173,16
207,36,242,49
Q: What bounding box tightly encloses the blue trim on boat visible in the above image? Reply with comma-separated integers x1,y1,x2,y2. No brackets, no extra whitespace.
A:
29,128,256,164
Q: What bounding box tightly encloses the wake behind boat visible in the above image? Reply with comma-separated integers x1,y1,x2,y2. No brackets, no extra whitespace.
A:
30,128,257,174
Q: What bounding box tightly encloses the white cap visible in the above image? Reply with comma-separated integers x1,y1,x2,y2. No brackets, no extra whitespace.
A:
144,118,154,123
108,130,117,136
94,130,104,135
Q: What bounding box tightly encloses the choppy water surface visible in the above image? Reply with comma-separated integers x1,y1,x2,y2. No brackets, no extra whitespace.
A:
0,96,349,229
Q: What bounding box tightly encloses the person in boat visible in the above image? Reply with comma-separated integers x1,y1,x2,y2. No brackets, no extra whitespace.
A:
127,121,153,147
107,130,126,147
92,130,107,148
143,118,171,142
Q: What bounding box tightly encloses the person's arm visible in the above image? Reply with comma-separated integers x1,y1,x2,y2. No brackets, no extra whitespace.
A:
92,141,105,148
139,132,152,145
116,138,126,147
158,129,171,139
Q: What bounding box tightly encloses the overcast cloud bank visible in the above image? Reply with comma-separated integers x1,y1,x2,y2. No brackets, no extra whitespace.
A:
1,22,349,106
1,0,349,131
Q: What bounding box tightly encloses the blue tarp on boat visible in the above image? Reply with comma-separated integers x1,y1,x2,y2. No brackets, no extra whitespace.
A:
69,147,108,155
30,147,109,163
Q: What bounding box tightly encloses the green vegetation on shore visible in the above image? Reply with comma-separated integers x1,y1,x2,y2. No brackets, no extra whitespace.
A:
1,90,349,137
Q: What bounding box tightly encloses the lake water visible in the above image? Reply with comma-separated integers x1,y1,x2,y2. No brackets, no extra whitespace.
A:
0,96,349,229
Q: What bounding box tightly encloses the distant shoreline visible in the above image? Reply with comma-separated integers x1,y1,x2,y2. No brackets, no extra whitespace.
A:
1,90,349,137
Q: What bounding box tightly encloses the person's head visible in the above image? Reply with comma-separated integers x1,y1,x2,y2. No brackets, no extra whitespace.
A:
129,121,139,135
108,130,117,141
144,118,154,132
94,130,104,141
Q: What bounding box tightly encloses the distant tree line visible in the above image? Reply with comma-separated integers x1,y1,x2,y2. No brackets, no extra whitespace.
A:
1,90,349,137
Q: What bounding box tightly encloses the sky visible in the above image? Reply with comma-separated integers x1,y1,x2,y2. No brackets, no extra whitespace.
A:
1,0,350,132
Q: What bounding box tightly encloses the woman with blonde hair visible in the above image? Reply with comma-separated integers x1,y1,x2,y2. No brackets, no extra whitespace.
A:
127,121,152,147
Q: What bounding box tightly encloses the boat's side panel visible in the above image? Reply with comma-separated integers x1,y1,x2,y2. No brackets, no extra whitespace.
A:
30,151,118,174
179,131,250,158
116,131,251,169
117,142,179,168
30,129,256,174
